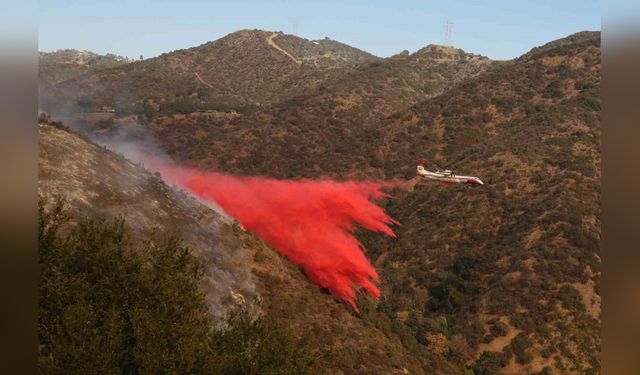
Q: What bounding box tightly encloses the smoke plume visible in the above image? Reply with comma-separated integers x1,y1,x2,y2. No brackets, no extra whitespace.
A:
154,163,400,310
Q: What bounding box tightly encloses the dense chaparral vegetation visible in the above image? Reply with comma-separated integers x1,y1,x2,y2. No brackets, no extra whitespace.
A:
39,30,600,374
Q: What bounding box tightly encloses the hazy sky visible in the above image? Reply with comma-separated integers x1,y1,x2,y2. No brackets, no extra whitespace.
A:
38,0,600,60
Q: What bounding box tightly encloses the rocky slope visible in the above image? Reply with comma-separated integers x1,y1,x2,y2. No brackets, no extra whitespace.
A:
37,121,433,374
39,30,377,117
38,122,256,321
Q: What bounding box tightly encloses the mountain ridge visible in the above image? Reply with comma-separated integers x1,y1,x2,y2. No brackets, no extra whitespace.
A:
38,49,132,88
38,29,601,374
39,29,379,116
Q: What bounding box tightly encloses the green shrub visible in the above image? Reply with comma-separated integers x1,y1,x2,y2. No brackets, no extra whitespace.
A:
470,351,503,375
481,112,493,123
211,310,319,375
508,333,533,364
38,196,318,374
558,284,586,312
516,351,534,364
38,196,213,374
490,321,509,337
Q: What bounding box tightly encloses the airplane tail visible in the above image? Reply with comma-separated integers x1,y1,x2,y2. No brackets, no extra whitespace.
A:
416,164,427,176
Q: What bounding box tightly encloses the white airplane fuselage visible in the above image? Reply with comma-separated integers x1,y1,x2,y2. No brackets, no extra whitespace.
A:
417,165,484,185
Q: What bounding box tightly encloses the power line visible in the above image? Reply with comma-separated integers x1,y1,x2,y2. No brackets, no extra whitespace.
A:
444,17,453,47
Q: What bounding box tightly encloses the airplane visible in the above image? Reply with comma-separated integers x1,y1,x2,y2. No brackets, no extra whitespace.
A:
416,160,484,185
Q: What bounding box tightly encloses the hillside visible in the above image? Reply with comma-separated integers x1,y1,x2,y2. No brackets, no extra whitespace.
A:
38,121,256,321
39,29,601,374
38,49,131,88
37,121,437,374
274,34,380,67
360,30,601,374
149,31,600,374
144,44,492,175
39,30,377,117
518,31,599,61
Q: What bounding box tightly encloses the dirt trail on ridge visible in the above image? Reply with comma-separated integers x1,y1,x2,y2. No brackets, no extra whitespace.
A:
194,72,214,88
266,32,302,64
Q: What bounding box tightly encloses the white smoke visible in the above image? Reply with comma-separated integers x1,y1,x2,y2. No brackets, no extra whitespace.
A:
39,85,255,322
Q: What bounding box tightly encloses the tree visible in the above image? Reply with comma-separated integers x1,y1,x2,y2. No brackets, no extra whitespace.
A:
211,310,319,374
38,196,214,374
38,196,319,374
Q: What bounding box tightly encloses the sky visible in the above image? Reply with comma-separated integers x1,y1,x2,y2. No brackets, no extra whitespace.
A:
38,0,600,60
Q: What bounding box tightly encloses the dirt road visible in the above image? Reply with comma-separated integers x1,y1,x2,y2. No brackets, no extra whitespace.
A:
266,32,302,64
194,72,214,88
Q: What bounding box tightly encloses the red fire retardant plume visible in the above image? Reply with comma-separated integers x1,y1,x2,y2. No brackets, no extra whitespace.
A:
158,165,399,310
